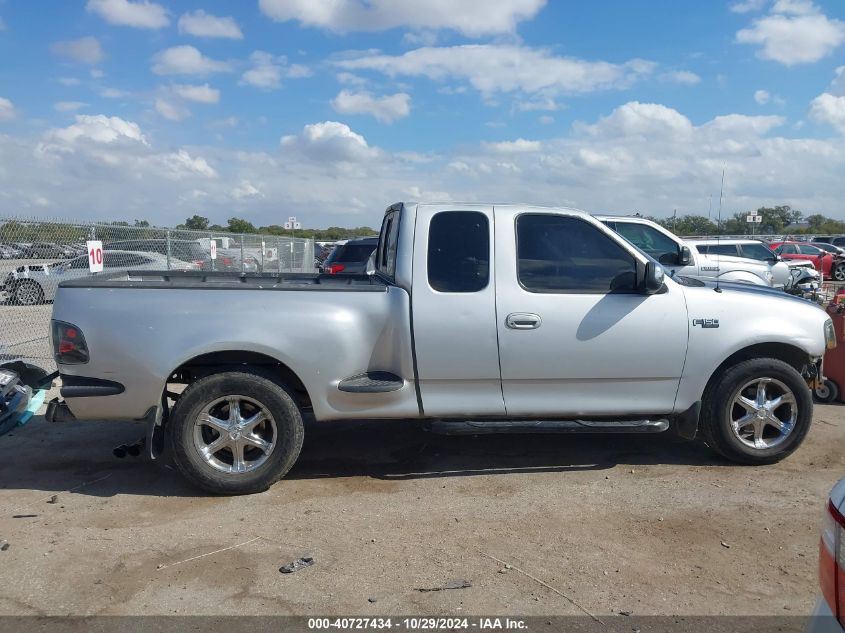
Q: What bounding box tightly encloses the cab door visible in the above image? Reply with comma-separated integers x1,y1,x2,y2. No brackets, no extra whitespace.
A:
495,210,689,417
411,205,506,417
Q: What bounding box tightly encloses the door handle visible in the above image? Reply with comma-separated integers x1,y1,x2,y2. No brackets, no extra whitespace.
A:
506,313,542,330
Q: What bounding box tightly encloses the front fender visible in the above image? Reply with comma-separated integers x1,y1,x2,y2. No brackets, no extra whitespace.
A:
718,270,768,286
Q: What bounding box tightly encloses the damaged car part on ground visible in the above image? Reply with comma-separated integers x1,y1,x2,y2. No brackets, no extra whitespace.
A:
44,202,836,495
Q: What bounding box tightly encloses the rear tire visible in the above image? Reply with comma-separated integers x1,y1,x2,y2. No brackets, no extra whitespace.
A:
166,369,304,495
700,358,812,464
814,378,840,404
834,264,845,282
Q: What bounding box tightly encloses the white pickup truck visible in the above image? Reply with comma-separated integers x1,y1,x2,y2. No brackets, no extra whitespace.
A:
597,216,788,288
47,203,835,494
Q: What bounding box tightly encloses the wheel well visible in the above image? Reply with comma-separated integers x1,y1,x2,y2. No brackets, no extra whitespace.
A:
168,351,311,410
703,342,811,396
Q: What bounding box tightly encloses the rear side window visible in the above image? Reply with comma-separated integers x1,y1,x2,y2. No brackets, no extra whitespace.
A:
702,244,740,256
375,210,400,280
798,244,823,256
517,214,636,293
427,211,489,293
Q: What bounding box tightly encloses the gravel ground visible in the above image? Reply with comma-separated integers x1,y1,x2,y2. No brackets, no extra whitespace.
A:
0,403,842,617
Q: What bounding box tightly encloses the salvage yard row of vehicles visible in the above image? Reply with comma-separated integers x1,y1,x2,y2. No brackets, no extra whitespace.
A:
44,202,836,495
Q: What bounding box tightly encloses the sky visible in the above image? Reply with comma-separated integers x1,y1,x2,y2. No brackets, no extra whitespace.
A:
0,0,844,229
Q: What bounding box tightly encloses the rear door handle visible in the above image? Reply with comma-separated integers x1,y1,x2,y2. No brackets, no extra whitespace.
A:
506,313,542,330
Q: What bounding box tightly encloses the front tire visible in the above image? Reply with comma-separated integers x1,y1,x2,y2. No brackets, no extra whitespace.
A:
701,358,812,464
834,264,845,282
14,280,44,306
167,369,304,495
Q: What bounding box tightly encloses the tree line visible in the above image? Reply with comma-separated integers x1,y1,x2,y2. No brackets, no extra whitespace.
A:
178,215,378,241
649,206,845,237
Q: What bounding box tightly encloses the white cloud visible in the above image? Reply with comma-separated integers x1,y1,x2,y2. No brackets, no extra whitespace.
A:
240,51,311,89
86,0,169,29
172,83,220,104
178,10,243,39
754,89,771,104
45,114,148,145
331,90,411,123
0,97,15,121
730,0,767,13
100,87,129,98
156,149,217,179
231,180,264,200
241,51,283,89
514,98,560,112
483,138,542,153
539,115,554,125
54,101,88,112
258,0,546,36
91,69,105,79
0,17,6,30
810,93,845,133
577,102,695,139
49,37,104,65
337,45,656,100
155,98,191,121
152,46,233,75
58,77,82,86
280,121,380,163
736,0,845,66
660,70,701,85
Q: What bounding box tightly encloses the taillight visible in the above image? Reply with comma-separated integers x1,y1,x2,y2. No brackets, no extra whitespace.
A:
325,263,346,274
51,320,89,365
222,257,233,266
820,499,845,625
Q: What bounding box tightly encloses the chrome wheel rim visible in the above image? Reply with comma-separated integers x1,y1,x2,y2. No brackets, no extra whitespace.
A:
16,282,40,305
192,395,277,474
815,383,831,399
836,266,845,281
728,377,797,450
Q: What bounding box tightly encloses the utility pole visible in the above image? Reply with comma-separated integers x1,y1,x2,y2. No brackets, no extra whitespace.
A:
672,209,677,233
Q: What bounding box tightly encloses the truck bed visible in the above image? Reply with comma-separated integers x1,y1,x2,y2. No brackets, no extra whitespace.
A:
58,270,388,292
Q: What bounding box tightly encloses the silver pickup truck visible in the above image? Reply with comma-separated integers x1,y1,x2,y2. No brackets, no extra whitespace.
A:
48,203,836,494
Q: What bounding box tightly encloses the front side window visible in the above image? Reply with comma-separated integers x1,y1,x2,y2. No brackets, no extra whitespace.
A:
427,211,489,293
740,243,776,261
612,222,679,264
517,215,637,293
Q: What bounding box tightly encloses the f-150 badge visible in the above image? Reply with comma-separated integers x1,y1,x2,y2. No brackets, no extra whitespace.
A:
693,318,720,328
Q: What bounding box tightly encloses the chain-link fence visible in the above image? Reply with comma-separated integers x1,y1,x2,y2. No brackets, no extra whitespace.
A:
0,216,315,370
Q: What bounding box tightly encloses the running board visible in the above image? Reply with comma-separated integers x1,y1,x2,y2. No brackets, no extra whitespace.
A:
338,371,404,393
426,418,670,435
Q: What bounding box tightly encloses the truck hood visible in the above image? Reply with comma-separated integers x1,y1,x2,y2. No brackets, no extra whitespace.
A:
675,276,823,308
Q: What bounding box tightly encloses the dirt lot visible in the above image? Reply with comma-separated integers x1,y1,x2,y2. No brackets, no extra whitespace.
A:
0,402,842,618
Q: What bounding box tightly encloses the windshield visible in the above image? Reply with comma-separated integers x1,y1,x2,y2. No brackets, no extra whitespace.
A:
325,243,377,264
612,222,678,264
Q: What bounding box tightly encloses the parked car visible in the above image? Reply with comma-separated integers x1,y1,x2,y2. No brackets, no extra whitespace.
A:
687,238,820,287
104,239,212,270
807,477,845,633
812,241,845,257
2,250,199,305
597,216,782,288
813,236,845,248
770,241,841,279
23,242,76,259
321,237,378,274
47,202,834,494
0,244,23,259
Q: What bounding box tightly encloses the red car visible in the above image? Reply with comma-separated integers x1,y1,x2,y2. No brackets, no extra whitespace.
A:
770,241,836,277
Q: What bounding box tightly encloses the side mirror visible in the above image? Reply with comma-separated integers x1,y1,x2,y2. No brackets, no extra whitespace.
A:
678,246,692,266
642,261,665,295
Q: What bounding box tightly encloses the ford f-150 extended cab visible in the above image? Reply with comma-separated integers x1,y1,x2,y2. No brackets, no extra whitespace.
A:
48,203,836,494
